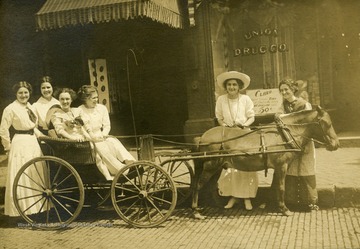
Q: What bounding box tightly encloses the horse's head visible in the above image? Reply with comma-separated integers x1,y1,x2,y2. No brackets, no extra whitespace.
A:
312,106,339,151
278,106,339,151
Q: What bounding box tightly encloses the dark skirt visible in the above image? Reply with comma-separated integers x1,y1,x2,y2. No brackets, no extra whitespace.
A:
285,175,318,210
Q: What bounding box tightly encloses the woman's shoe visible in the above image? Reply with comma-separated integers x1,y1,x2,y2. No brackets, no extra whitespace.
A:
224,197,238,209
244,199,253,211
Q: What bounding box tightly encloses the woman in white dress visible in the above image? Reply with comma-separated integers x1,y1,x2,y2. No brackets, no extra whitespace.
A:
215,71,258,210
0,81,44,217
77,85,135,180
50,88,113,181
32,76,60,135
51,88,87,141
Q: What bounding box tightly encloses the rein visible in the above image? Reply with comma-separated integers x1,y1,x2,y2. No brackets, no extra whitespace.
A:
280,121,327,146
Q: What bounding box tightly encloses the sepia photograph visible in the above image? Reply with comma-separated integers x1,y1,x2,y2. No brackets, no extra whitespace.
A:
0,0,360,248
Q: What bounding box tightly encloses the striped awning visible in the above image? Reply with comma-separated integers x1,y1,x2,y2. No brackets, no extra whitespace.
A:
36,0,188,31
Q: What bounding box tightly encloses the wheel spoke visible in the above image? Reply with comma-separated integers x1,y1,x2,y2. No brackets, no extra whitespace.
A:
171,171,191,178
17,184,43,193
17,193,44,201
145,172,166,191
115,194,138,203
173,180,191,186
32,162,46,187
51,164,63,186
114,184,140,194
20,172,45,191
51,196,75,217
36,197,47,215
56,194,81,204
55,173,75,189
50,198,63,224
120,176,142,192
20,196,44,214
145,197,165,217
150,195,173,205
122,199,142,215
55,186,81,194
147,187,173,194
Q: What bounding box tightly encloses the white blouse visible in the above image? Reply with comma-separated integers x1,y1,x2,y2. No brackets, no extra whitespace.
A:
79,104,110,137
215,94,255,127
0,101,37,150
33,96,60,129
51,108,83,137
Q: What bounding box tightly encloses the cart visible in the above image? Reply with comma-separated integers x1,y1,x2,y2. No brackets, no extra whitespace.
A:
12,136,178,229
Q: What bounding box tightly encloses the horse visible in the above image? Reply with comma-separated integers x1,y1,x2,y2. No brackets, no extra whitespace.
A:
191,106,339,218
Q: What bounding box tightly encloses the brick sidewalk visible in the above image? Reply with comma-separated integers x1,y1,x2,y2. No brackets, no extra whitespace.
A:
1,207,360,249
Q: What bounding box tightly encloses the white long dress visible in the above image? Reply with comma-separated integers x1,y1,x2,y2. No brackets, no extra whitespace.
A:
0,101,44,216
79,104,135,178
215,94,259,198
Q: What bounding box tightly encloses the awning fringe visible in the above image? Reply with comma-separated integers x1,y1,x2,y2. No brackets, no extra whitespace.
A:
36,0,186,30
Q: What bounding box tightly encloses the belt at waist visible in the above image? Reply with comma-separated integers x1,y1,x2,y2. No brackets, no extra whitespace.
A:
14,129,34,135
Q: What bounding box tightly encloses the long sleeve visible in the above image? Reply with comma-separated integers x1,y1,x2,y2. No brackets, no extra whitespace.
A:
51,112,65,136
0,106,13,151
215,97,224,123
99,105,111,136
244,96,255,119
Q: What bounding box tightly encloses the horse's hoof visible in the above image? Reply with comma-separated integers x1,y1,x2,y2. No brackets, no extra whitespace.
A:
283,210,293,216
259,203,266,209
193,212,206,220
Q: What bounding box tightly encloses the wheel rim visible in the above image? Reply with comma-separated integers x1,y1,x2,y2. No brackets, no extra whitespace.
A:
13,156,84,229
156,152,194,206
111,161,177,228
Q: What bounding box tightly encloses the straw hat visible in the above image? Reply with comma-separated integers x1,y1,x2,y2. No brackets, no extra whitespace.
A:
216,71,251,90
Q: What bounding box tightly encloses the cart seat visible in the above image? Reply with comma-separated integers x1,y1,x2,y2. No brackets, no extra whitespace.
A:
38,136,96,164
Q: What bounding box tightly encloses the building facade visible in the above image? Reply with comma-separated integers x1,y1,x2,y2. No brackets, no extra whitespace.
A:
185,0,360,137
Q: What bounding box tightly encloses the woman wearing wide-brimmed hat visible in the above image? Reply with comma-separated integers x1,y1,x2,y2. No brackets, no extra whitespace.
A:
215,71,258,210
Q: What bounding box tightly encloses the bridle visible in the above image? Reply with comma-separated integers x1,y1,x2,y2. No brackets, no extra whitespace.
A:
278,117,329,146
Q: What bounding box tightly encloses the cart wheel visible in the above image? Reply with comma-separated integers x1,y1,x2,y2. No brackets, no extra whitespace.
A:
155,152,194,206
13,156,84,230
111,161,177,228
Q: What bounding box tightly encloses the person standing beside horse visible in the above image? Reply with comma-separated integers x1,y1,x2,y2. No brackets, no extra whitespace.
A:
278,78,318,211
215,71,258,210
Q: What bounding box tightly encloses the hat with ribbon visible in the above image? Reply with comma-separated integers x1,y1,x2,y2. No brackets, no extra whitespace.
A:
216,71,251,90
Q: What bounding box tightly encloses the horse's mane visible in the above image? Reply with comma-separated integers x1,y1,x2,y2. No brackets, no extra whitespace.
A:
278,109,318,124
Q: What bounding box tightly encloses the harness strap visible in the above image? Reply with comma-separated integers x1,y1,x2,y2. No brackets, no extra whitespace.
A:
259,131,268,177
220,126,226,150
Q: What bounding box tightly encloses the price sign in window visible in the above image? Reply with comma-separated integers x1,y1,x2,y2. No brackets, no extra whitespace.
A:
247,89,282,115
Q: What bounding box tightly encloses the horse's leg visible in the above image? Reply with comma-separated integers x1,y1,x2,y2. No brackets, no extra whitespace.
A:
191,160,219,219
274,163,292,216
191,159,205,219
